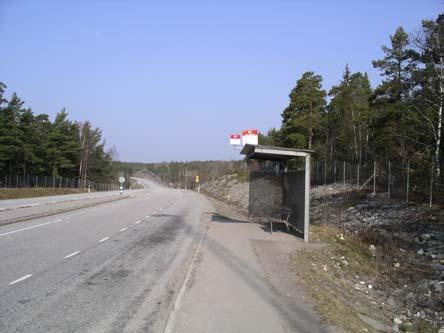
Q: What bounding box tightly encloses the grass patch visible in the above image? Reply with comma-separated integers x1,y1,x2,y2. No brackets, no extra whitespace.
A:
291,225,440,333
290,225,387,333
0,188,89,200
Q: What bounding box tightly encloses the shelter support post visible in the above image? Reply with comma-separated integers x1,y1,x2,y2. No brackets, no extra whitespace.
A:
304,153,310,242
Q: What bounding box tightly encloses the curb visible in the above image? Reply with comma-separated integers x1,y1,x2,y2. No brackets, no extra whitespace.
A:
0,195,129,227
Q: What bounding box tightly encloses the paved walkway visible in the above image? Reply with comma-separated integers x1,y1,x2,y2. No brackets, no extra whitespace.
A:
170,212,336,333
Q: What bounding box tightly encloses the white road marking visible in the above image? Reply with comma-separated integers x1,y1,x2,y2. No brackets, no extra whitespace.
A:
120,227,128,232
145,215,151,219
64,250,80,259
0,219,63,237
9,274,32,285
98,237,109,243
135,220,141,224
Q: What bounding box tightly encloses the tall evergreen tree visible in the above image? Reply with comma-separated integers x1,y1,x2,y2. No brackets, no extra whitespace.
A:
281,71,326,150
371,26,416,162
0,92,26,174
329,66,372,162
46,109,80,177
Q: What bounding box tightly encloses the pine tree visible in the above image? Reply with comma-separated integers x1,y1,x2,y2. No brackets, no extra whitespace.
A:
46,109,80,177
329,66,372,162
371,26,416,162
281,71,326,150
0,92,26,174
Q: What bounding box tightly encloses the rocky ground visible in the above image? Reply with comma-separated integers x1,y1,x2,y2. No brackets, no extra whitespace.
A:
311,185,444,332
201,174,444,332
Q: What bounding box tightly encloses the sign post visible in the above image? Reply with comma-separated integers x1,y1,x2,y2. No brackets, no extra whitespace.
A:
119,176,125,194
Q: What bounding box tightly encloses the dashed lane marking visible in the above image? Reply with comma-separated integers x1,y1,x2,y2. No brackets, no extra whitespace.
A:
64,251,80,259
9,274,32,285
98,237,109,243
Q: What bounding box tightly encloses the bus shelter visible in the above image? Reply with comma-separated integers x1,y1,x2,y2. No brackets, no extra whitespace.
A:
240,144,312,242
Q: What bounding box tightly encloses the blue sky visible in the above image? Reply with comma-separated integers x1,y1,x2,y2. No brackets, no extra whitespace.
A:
0,0,440,162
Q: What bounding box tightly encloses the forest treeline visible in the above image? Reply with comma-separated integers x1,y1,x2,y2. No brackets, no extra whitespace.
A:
260,16,443,183
0,82,117,185
120,160,245,188
144,161,245,188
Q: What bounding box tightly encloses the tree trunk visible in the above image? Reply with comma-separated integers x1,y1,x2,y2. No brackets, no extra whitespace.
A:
351,108,358,161
435,60,442,178
308,103,313,150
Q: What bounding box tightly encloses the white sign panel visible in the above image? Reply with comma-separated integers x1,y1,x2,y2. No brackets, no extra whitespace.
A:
229,134,241,146
242,129,258,146
119,176,125,183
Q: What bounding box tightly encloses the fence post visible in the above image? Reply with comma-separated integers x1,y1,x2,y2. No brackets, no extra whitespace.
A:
5,175,7,188
388,161,391,198
373,161,376,196
35,176,38,188
324,161,327,185
406,162,410,202
357,163,360,188
316,162,319,184
334,161,337,183
429,159,434,207
343,161,346,187
16,175,18,188
44,176,47,188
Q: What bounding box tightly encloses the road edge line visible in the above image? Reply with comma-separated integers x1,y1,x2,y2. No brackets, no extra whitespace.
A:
0,195,129,228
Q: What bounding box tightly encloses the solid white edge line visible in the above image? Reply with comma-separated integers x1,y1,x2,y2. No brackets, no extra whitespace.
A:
120,227,128,232
64,250,80,259
0,219,63,237
9,274,33,285
163,216,209,333
98,237,109,243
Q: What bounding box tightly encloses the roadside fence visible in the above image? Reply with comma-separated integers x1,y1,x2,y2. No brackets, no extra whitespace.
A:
0,175,118,192
311,160,444,206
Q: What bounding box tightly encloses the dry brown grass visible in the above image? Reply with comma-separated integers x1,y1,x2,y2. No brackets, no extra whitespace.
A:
0,188,89,200
291,224,440,333
290,225,389,333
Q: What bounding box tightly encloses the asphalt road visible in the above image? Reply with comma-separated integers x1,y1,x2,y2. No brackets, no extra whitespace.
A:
0,180,211,332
